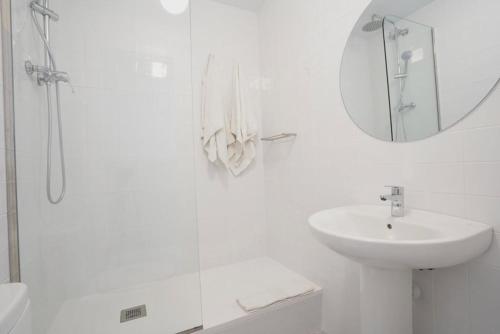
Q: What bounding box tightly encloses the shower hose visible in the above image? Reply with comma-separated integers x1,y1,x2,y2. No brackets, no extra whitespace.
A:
31,7,66,204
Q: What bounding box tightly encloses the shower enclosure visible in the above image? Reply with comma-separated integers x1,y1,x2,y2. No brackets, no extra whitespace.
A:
8,0,203,333
340,13,441,142
383,16,440,142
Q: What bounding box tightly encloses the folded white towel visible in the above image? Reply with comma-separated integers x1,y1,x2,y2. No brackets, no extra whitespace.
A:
227,64,257,176
236,280,315,313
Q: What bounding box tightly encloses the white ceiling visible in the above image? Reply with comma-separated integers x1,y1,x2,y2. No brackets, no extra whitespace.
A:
212,0,266,12
368,0,435,18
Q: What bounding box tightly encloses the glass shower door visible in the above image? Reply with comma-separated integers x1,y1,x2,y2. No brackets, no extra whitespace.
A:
383,16,440,142
11,0,202,333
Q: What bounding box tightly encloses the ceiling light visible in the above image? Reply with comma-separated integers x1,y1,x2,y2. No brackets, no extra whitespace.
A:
160,0,189,15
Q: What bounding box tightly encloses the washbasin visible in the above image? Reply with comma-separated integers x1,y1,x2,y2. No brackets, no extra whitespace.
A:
309,205,492,334
309,205,492,269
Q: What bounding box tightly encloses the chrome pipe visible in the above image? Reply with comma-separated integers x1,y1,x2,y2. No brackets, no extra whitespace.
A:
30,1,59,21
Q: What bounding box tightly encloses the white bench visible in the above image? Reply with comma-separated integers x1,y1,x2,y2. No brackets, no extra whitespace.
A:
201,258,323,334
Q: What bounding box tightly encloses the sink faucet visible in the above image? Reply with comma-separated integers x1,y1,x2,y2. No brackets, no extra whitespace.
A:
380,186,405,217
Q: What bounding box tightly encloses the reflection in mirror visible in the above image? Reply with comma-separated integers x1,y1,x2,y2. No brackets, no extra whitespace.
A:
340,0,500,142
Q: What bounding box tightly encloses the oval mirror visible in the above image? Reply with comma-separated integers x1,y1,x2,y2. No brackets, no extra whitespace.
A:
340,0,500,142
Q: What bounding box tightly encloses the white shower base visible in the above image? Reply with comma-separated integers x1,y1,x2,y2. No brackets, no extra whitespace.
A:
47,258,322,334
47,273,202,334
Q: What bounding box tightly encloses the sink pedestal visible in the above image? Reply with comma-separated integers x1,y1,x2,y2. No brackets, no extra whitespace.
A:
360,265,412,334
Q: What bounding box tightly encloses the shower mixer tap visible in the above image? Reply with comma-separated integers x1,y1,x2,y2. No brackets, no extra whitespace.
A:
25,60,71,86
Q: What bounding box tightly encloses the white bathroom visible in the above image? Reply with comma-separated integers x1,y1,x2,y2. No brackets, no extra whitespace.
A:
0,0,499,334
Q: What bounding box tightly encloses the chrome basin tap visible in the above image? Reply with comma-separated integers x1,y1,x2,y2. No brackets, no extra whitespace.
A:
380,186,405,217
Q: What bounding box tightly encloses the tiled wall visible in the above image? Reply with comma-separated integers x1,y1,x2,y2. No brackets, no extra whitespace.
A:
259,1,500,334
191,0,267,270
4,1,499,334
1,0,267,289
8,0,266,332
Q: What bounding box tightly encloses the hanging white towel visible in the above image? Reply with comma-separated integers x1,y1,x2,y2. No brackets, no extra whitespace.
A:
227,64,257,176
201,54,232,166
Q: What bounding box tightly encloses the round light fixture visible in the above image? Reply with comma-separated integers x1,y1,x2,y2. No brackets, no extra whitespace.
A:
160,0,189,15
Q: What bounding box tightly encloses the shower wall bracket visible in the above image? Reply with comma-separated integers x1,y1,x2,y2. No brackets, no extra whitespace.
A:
30,0,59,21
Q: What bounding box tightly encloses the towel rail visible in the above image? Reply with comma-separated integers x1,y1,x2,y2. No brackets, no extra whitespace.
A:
260,133,297,142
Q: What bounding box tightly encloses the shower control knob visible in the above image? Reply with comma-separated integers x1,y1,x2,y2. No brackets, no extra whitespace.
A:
25,60,36,75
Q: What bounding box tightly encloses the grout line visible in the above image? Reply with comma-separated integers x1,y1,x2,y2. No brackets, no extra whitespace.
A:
463,161,500,165
463,193,500,200
406,192,500,200
455,124,500,132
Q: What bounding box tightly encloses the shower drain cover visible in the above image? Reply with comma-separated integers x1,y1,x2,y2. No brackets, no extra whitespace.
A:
120,304,147,323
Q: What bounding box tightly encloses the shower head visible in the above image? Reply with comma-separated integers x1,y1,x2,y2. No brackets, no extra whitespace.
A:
362,15,383,32
400,50,413,78
401,50,413,61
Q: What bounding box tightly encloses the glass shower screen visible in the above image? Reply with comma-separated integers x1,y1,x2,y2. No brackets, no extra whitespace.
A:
10,0,202,333
383,16,440,142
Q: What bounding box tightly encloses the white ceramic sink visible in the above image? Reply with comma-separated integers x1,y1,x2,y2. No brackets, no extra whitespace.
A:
309,205,492,269
308,205,493,334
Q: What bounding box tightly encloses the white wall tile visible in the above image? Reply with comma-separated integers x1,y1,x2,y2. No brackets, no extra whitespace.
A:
259,1,500,334
432,265,470,334
469,264,500,334
464,163,500,197
427,193,466,217
191,0,267,270
465,196,500,233
463,127,500,162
